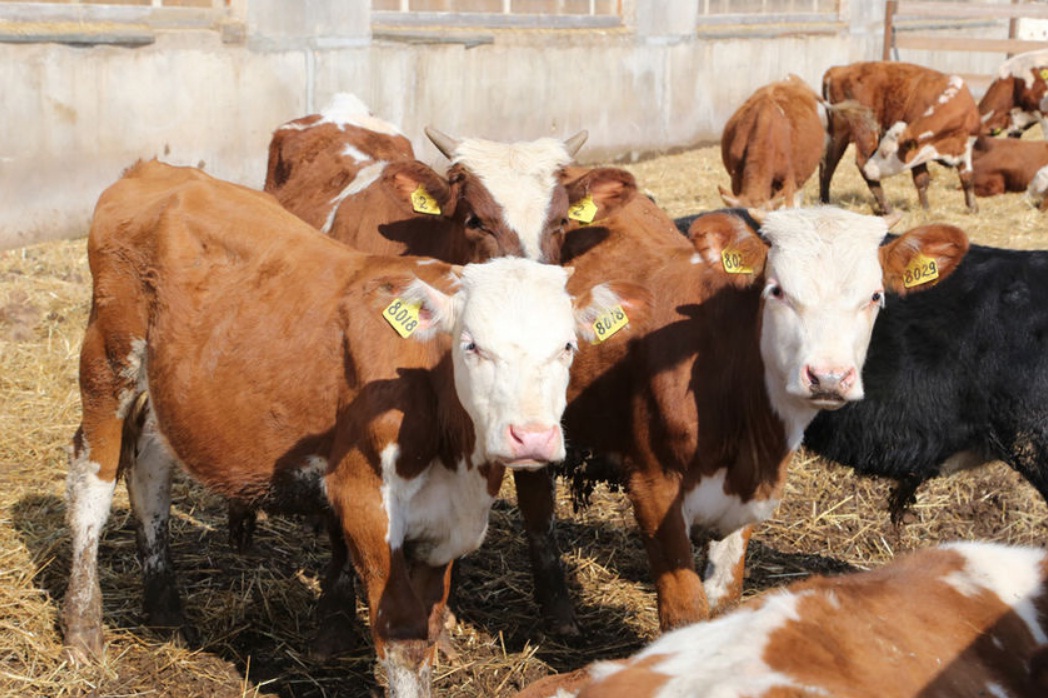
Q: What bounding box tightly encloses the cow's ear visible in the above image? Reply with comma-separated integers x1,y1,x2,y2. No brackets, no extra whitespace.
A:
687,211,768,288
386,160,454,219
372,272,461,341
562,167,637,224
570,279,652,345
880,224,969,296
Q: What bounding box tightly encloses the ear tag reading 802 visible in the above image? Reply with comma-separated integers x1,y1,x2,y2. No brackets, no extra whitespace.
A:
411,185,441,215
568,195,598,224
903,253,939,288
721,247,753,274
592,305,629,344
384,298,422,338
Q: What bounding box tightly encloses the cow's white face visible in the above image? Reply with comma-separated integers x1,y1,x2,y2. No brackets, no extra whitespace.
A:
863,122,910,179
402,257,632,469
757,208,889,444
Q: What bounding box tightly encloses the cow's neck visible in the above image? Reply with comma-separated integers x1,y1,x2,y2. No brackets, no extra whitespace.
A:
430,354,479,470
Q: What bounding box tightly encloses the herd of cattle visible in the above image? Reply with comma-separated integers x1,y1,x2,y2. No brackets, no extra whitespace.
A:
58,51,1048,698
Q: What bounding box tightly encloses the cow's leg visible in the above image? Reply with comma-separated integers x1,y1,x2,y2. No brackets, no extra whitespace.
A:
62,325,144,663
227,500,257,553
125,407,189,639
956,165,978,213
627,468,707,631
819,118,849,204
911,163,932,210
409,560,454,650
702,525,753,614
311,513,360,660
512,468,579,636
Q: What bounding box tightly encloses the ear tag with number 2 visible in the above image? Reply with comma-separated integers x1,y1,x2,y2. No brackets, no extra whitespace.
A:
568,195,598,224
411,185,442,215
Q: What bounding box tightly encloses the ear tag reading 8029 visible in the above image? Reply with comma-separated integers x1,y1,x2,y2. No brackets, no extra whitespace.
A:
721,247,753,274
384,298,422,338
903,253,939,288
592,305,629,344
411,185,441,215
568,195,598,224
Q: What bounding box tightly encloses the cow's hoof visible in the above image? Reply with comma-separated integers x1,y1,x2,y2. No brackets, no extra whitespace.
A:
63,626,104,666
309,617,360,662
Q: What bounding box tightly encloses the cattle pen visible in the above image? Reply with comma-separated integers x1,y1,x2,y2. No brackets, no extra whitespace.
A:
5,142,1048,696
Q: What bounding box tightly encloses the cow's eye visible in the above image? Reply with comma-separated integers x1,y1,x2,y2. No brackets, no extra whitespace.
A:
767,285,785,300
465,215,484,230
871,291,883,305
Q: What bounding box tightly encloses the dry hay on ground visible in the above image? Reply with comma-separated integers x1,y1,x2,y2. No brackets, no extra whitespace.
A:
2,144,1048,697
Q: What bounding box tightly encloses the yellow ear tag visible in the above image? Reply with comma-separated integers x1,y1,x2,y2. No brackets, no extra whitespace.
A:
384,298,422,338
903,253,939,288
411,185,441,216
1039,68,1048,80
568,195,598,224
591,305,629,344
721,248,753,274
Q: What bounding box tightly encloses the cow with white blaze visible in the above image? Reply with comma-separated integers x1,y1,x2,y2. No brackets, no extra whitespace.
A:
821,61,981,213
259,97,635,636
514,541,1048,698
542,178,969,631
979,48,1048,137
60,160,644,697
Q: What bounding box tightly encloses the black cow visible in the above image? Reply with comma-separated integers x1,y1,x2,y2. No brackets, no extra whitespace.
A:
674,210,1048,522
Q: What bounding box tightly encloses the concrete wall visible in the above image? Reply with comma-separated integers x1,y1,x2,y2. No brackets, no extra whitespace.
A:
0,0,1010,249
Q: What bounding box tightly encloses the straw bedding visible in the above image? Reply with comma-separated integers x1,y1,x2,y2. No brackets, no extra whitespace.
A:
2,143,1047,697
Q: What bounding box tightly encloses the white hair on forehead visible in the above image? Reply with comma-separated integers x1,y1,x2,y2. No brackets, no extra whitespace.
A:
998,48,1048,86
451,137,575,261
458,256,570,295
318,92,404,136
760,207,888,294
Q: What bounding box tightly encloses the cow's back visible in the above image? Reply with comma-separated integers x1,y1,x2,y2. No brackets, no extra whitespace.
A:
824,61,953,125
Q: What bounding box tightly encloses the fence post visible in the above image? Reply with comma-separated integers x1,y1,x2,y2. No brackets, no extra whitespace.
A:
883,0,897,61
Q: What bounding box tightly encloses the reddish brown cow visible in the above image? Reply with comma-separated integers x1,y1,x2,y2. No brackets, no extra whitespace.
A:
60,160,642,697
979,48,1048,137
547,172,968,632
718,74,827,209
258,96,637,637
514,542,1048,698
971,134,1048,208
821,61,981,213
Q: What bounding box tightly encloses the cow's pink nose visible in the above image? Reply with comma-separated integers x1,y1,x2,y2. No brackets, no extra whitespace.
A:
804,365,857,396
508,423,561,462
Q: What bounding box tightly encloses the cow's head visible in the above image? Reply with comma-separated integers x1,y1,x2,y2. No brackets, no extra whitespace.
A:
688,208,968,446
395,257,647,468
425,128,590,264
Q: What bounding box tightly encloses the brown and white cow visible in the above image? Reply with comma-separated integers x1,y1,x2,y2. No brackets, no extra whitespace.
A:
971,134,1048,208
718,74,827,209
259,96,635,636
61,160,643,697
514,541,1048,698
821,61,981,213
979,48,1048,138
545,178,968,632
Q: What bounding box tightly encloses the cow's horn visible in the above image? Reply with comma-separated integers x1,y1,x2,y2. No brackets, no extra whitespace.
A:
564,130,589,157
425,127,461,160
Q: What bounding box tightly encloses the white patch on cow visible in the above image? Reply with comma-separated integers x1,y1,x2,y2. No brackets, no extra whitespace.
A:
998,48,1048,85
758,208,889,441
682,470,779,537
115,338,148,418
941,541,1048,645
451,138,574,261
449,259,577,465
704,528,748,610
65,439,116,607
816,100,829,130
981,109,997,124
321,160,387,234
984,683,1011,698
340,143,370,164
863,122,908,180
318,92,403,136
1028,164,1048,203
589,591,821,696
125,409,176,574
379,443,497,566
690,252,704,265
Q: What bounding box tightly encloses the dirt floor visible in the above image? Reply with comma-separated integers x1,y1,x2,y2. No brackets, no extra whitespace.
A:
3,143,1048,697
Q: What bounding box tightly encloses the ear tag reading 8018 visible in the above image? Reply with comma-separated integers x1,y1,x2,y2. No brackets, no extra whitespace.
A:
592,305,629,344
721,247,753,274
384,298,422,338
903,253,939,288
568,195,598,224
411,185,441,215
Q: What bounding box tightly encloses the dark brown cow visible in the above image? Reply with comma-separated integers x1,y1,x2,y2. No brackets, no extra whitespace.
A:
546,171,969,632
258,96,636,636
971,134,1048,208
60,160,642,697
719,74,827,209
979,48,1048,137
514,542,1048,698
821,61,981,213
